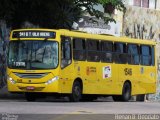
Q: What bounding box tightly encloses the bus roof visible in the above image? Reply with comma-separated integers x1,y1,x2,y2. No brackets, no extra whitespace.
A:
10,29,156,45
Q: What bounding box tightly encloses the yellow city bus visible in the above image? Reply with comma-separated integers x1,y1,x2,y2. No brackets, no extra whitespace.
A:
7,29,157,102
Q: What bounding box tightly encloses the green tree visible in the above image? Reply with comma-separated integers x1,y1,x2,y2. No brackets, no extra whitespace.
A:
0,0,125,29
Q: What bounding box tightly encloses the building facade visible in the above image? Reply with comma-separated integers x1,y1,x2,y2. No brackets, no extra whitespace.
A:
122,0,160,62
76,4,123,37
122,0,160,101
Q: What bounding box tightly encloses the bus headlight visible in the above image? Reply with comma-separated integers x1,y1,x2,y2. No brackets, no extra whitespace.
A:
45,76,59,85
8,76,16,84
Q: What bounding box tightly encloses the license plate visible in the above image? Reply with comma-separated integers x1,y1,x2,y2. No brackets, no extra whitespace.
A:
26,86,35,90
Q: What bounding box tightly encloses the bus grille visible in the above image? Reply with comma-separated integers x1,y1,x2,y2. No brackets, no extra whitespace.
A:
13,73,49,78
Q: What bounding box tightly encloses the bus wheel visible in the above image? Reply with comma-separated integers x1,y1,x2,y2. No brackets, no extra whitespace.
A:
69,81,82,102
121,82,131,102
25,93,36,102
136,94,145,102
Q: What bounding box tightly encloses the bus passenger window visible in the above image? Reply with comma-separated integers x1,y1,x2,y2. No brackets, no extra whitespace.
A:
73,38,86,61
101,41,113,63
128,44,139,65
105,53,112,62
151,46,155,66
114,43,127,64
141,45,151,66
87,40,100,62
61,36,72,68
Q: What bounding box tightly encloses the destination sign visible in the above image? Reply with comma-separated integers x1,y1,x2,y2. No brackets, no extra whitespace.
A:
12,31,56,38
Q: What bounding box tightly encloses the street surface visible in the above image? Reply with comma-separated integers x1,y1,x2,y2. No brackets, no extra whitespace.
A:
0,98,160,114
0,97,160,120
0,87,160,120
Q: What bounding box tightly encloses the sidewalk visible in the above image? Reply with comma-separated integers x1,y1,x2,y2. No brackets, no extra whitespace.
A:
0,86,24,99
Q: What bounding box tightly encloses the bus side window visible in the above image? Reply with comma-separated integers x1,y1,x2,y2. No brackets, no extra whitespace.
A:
61,36,72,68
101,41,113,63
140,45,151,66
151,46,155,66
73,38,86,61
87,39,100,62
114,42,127,64
127,44,139,65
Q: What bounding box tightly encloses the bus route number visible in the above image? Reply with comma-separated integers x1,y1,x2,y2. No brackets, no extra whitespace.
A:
124,68,132,76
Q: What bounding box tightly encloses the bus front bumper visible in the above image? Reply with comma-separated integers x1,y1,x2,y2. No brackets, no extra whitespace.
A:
7,81,59,93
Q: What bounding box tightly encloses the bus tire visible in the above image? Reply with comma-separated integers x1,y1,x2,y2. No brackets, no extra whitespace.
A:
69,81,82,102
136,94,145,102
121,82,131,102
25,93,36,102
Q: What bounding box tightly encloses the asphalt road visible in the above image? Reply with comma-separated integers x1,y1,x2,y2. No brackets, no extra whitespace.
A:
0,99,160,120
0,99,160,114
1,86,160,120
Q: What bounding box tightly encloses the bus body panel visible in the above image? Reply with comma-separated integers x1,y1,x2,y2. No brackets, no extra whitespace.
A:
7,68,61,93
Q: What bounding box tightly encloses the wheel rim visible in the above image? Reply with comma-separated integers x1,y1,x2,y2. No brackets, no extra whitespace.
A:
73,86,81,99
123,83,131,101
125,86,130,99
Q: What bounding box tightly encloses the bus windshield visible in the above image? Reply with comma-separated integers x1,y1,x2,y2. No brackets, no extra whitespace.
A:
8,40,58,70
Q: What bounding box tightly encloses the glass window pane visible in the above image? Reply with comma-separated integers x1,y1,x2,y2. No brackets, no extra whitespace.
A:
73,38,85,50
8,41,58,69
142,0,149,8
134,0,141,6
101,41,113,52
73,38,86,61
87,51,100,62
151,46,155,66
101,52,112,62
141,45,151,65
142,46,149,55
114,43,126,53
61,36,72,68
114,43,127,64
73,50,86,61
128,44,139,65
149,0,156,9
87,40,100,62
87,40,99,50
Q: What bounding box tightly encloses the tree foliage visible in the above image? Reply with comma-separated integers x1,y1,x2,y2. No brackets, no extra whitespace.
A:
0,0,125,29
